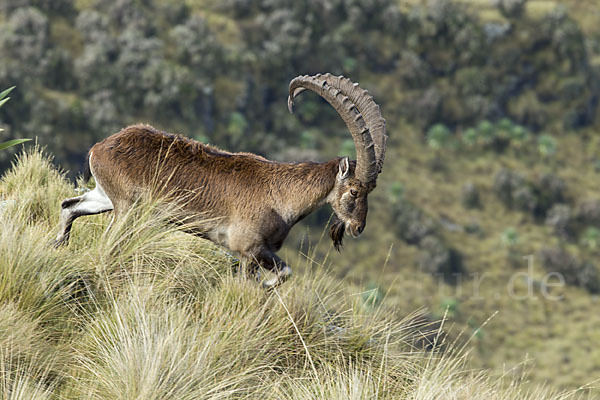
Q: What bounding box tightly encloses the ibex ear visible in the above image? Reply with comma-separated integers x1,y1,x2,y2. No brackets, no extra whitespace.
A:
337,157,350,181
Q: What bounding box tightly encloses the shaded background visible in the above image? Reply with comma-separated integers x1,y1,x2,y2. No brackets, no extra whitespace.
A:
1,0,599,391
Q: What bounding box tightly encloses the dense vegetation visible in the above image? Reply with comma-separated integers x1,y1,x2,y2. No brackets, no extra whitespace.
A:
1,0,600,394
0,0,597,174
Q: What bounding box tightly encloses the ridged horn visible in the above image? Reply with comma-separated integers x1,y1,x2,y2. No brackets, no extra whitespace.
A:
288,73,387,185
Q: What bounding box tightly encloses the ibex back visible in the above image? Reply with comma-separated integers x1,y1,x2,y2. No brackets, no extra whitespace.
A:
55,73,387,288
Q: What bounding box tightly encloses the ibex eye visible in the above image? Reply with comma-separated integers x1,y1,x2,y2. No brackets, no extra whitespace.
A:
350,189,358,197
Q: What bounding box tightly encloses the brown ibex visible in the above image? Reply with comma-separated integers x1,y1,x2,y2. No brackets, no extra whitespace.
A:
55,73,387,288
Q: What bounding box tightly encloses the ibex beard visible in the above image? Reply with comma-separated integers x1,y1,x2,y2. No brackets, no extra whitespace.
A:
330,217,346,252
54,73,387,289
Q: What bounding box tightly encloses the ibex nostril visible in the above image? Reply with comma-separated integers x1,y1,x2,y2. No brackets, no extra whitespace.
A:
358,226,363,234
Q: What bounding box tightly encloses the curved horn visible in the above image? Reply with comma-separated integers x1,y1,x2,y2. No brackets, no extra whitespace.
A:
288,73,387,184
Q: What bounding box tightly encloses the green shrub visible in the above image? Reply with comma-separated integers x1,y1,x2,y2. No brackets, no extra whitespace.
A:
440,297,460,319
496,0,526,18
508,124,530,147
476,120,495,145
537,134,557,157
495,118,513,139
493,169,529,210
388,182,405,204
227,111,248,145
537,173,567,215
426,123,452,150
461,127,478,147
501,227,519,247
299,129,318,149
575,199,600,227
581,227,600,251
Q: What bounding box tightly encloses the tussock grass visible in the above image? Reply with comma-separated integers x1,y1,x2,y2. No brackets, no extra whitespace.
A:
0,351,56,400
0,148,588,399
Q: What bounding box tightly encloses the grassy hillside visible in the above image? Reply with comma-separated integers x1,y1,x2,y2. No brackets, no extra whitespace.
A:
282,119,600,392
0,149,590,399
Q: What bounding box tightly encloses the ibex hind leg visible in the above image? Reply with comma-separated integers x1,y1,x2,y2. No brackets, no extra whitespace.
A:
53,182,114,247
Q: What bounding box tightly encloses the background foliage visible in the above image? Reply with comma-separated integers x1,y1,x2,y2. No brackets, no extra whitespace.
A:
1,0,597,174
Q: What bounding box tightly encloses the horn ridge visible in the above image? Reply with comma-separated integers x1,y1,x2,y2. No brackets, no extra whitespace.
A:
288,74,378,183
288,73,387,182
321,74,387,174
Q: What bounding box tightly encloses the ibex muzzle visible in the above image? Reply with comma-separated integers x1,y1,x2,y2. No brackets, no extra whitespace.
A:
54,73,387,288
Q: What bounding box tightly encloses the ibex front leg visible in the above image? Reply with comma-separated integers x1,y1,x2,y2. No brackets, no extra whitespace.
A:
256,249,292,289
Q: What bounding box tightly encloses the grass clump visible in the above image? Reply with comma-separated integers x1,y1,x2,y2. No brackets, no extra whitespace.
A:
0,148,587,399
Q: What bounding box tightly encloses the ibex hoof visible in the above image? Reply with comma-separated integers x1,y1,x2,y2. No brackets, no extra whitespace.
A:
261,266,292,290
262,278,278,290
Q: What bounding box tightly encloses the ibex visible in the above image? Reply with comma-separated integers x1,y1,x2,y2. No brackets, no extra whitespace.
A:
55,73,387,288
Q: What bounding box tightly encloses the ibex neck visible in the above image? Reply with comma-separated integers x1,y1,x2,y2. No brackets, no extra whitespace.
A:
275,159,339,224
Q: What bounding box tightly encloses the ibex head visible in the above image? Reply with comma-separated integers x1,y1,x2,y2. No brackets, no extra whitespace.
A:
330,157,369,238
288,73,387,251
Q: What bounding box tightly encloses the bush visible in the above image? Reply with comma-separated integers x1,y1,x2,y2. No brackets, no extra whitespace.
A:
493,169,531,210
459,118,531,152
460,127,478,147
339,139,356,159
545,204,575,240
501,227,519,247
575,199,600,227
426,123,452,150
539,247,600,293
476,120,495,145
537,134,557,158
512,186,537,214
537,173,567,213
418,235,464,280
575,262,600,293
391,199,437,245
581,227,600,251
495,0,527,19
493,169,568,218
495,117,513,139
461,182,481,209
507,124,530,147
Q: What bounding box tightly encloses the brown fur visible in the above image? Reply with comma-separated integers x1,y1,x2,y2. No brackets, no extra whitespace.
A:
90,125,339,230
